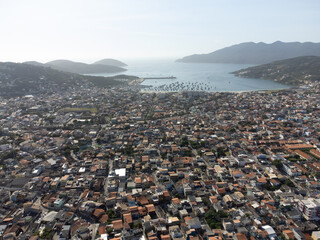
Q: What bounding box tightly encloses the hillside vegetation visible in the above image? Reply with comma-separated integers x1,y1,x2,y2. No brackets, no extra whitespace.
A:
24,58,128,74
232,56,320,85
0,62,135,97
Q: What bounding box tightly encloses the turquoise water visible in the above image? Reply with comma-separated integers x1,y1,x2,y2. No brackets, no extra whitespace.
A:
97,59,291,92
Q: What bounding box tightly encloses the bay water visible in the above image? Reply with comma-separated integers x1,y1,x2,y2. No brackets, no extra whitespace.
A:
97,59,291,92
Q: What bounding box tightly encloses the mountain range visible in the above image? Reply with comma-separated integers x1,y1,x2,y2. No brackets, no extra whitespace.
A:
232,56,320,85
24,58,127,74
177,41,320,64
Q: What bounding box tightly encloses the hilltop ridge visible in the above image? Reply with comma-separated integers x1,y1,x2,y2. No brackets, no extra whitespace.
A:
94,58,127,67
177,41,320,64
24,58,128,74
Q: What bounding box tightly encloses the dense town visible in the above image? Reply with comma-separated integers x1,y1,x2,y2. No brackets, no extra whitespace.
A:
1,82,320,240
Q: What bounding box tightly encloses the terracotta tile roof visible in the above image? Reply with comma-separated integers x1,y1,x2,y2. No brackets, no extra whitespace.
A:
163,191,170,197
283,230,294,239
99,214,109,223
210,196,218,203
285,144,315,150
184,216,192,223
161,235,171,240
112,220,123,230
93,208,105,218
124,222,130,230
127,195,135,201
148,237,158,240
266,204,276,211
71,220,90,236
191,201,197,206
209,237,222,240
43,177,51,182
98,226,107,235
246,172,256,179
147,176,154,182
250,236,256,240
135,177,142,184
236,233,248,240
189,236,200,240
138,206,147,215
270,179,280,184
129,206,138,213
257,177,267,183
81,189,89,199
172,198,181,204
295,150,312,159
123,213,133,224
310,149,320,158
293,163,307,173
259,230,269,238
146,204,156,213
217,188,226,194
109,192,117,197
232,170,244,176
137,196,149,205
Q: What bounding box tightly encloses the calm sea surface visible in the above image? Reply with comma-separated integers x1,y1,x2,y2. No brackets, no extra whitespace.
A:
96,59,291,92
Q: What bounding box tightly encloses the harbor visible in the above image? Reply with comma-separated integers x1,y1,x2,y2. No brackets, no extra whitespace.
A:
142,76,176,80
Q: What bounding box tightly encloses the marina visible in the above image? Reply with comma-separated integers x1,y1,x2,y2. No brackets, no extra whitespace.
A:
142,76,176,80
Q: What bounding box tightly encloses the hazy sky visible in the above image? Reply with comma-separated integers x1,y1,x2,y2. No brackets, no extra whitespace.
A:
0,0,319,63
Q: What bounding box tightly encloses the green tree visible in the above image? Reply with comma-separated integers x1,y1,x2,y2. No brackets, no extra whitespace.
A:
180,136,189,147
216,147,226,157
205,209,228,229
272,160,283,170
40,228,53,239
284,179,295,187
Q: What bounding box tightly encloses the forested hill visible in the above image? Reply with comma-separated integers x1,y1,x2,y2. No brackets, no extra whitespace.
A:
93,58,127,67
45,59,126,74
0,62,134,97
232,56,320,85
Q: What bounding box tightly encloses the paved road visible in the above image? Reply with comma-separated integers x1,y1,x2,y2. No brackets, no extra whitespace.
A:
71,150,79,161
90,223,99,240
104,159,113,197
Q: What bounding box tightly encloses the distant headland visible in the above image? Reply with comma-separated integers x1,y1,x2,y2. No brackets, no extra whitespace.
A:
232,56,320,85
24,58,128,74
177,41,320,64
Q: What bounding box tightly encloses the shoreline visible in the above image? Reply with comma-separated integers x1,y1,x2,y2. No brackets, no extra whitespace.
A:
139,87,294,94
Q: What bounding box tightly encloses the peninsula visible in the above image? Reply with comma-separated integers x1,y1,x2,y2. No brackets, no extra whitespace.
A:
232,56,320,85
24,58,128,74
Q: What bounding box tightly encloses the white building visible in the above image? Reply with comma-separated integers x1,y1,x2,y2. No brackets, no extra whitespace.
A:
283,163,301,177
262,225,277,239
298,198,320,220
